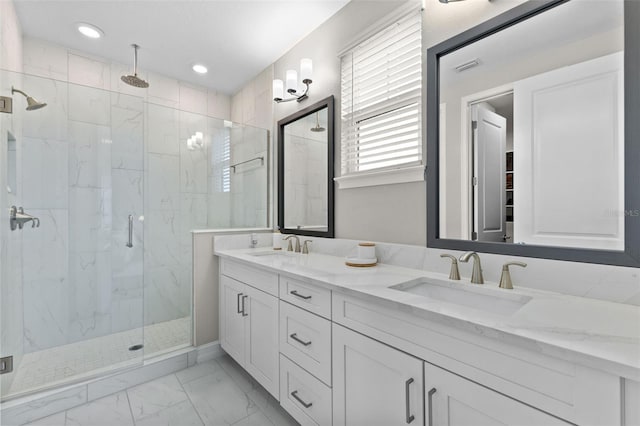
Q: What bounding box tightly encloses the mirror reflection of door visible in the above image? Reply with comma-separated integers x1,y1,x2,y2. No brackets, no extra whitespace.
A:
471,102,507,242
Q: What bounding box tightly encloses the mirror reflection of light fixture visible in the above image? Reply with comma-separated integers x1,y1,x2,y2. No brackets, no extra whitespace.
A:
187,131,204,151
273,58,312,103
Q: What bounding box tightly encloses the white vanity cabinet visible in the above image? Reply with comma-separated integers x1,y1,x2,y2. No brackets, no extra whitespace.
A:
219,262,279,398
425,363,570,426
217,255,630,426
333,323,424,426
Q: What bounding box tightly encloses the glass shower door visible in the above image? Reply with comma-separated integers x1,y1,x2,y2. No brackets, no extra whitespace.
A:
0,71,145,401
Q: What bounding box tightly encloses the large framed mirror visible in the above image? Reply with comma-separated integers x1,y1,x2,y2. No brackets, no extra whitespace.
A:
426,0,639,266
278,96,335,237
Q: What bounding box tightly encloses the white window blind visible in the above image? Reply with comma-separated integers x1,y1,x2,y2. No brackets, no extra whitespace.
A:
340,10,422,177
213,128,231,193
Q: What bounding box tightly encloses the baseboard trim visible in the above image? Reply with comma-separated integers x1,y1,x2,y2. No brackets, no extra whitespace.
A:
195,341,223,363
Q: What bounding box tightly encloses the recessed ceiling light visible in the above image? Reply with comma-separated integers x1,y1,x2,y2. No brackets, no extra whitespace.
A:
77,23,103,39
192,64,208,74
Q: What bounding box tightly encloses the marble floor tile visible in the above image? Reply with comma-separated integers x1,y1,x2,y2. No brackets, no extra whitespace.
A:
23,412,66,426
182,367,258,425
230,411,274,426
134,399,204,426
176,360,221,385
15,352,298,426
64,392,133,426
126,374,188,421
216,355,260,394
246,384,299,426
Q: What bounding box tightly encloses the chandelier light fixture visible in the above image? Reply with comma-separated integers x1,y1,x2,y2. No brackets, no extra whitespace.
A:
273,58,313,103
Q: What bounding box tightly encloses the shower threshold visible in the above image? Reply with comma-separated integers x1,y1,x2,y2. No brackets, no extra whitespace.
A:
5,317,191,400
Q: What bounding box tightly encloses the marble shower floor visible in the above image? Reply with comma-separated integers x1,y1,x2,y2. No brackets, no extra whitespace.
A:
8,317,191,398
23,354,299,426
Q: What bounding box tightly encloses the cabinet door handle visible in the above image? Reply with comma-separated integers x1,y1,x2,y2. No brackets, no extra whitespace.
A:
290,333,312,346
290,290,312,300
427,387,437,426
291,390,313,408
241,295,248,316
237,293,243,314
405,378,415,424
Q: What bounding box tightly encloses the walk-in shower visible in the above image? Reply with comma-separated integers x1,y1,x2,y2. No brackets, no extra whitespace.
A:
0,70,269,403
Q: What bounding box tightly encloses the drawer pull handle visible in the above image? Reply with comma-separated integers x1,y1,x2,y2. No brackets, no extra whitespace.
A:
427,387,437,426
405,378,415,424
290,333,312,346
236,293,243,314
241,295,248,317
291,390,313,408
290,290,312,300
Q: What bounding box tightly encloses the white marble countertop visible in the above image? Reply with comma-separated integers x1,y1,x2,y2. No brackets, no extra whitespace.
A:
215,248,640,381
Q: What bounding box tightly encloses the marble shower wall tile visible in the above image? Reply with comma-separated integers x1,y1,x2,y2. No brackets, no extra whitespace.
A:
21,74,68,141
147,154,180,211
67,250,113,343
145,210,181,268
179,83,208,115
68,121,111,188
21,137,68,209
146,72,180,108
23,276,69,352
69,187,111,253
68,84,110,126
146,103,179,155
144,265,190,325
68,53,111,90
111,94,144,171
22,37,68,80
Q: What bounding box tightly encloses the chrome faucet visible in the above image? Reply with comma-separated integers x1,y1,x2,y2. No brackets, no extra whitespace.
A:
499,261,527,289
302,240,312,254
459,251,484,284
284,235,301,253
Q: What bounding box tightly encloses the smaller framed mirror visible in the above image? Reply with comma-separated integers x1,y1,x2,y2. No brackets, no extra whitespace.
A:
278,96,335,237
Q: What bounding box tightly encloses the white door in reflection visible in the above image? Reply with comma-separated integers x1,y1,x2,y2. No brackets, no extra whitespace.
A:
473,105,507,243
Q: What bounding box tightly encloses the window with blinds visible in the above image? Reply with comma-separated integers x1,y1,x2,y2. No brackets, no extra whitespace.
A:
340,10,422,177
213,128,231,193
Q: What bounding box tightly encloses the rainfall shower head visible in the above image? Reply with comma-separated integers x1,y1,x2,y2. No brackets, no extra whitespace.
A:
11,87,47,111
121,44,149,88
310,112,325,132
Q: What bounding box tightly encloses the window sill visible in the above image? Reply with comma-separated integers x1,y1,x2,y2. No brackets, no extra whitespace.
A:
334,165,425,189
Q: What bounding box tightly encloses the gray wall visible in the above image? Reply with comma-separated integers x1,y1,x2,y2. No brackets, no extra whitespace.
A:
233,0,543,246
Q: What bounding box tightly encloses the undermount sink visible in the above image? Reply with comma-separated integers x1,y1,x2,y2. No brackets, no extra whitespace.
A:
390,278,531,316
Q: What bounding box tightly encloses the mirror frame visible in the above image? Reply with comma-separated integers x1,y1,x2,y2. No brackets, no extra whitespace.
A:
426,0,640,267
278,95,335,238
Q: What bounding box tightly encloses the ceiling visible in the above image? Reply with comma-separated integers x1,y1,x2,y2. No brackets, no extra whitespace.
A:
440,0,623,88
14,0,350,95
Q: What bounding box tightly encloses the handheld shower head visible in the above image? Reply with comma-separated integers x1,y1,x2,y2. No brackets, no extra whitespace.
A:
121,44,149,88
11,87,47,111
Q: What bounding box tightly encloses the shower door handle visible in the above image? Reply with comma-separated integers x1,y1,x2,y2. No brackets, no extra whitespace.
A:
126,215,134,248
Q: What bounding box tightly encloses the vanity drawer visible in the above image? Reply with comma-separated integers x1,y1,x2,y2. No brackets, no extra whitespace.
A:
280,354,332,426
280,275,331,319
220,259,278,297
280,301,332,385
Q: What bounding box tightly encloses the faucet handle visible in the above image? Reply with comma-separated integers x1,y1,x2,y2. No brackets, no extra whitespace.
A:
499,261,527,289
440,254,460,280
302,240,312,254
